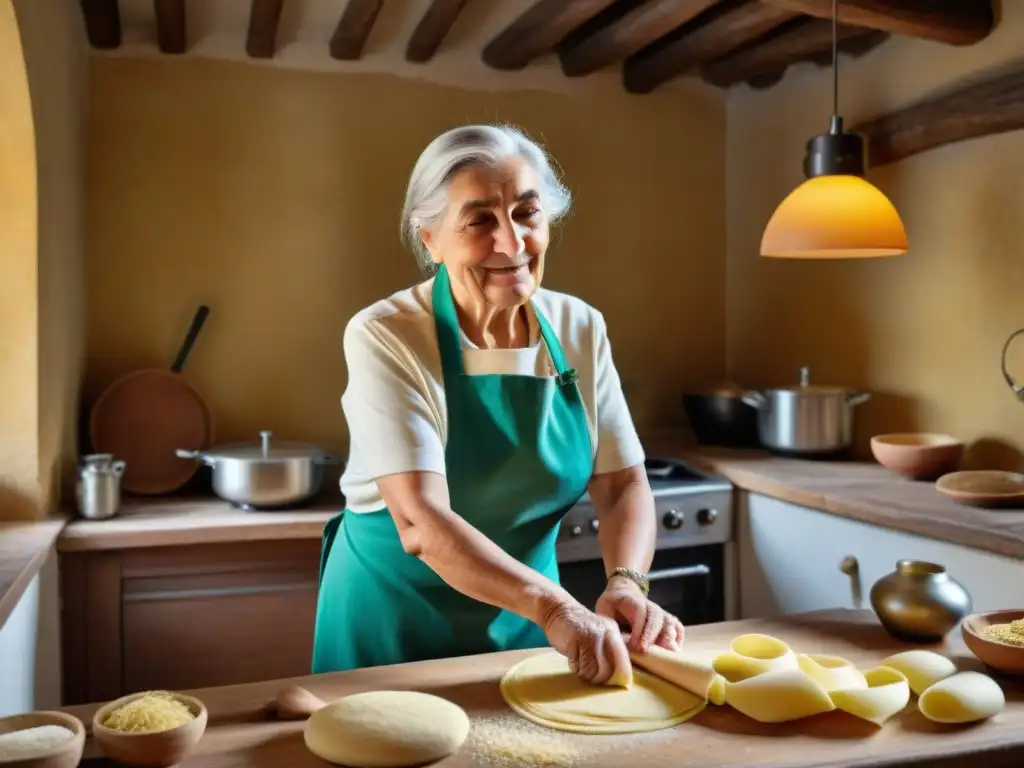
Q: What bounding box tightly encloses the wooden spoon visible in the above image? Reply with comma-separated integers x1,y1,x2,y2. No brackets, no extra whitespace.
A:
271,685,328,720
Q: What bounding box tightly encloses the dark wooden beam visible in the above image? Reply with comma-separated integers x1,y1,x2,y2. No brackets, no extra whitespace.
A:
744,29,887,88
762,0,994,46
330,0,384,60
623,0,798,94
482,0,619,71
406,0,468,62
700,18,878,88
246,0,284,58
154,0,187,54
851,61,1024,168
558,0,720,77
79,0,121,49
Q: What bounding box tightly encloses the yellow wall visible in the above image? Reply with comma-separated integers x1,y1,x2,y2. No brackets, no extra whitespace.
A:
84,58,727,453
0,0,39,517
14,0,87,513
726,5,1024,466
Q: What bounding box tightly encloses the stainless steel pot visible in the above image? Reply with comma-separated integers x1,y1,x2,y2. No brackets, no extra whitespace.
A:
741,366,870,455
177,430,341,509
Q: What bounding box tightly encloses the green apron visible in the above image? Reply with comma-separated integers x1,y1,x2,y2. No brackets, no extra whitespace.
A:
311,264,594,672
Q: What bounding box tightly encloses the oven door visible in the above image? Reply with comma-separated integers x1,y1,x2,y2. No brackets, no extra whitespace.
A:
556,544,725,628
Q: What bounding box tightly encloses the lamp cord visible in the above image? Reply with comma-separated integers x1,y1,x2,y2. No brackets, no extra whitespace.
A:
832,0,839,118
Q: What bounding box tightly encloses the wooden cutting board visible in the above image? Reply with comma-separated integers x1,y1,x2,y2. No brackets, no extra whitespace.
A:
63,608,1024,768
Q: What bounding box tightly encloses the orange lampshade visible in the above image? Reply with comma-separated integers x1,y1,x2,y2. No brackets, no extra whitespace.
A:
760,174,909,258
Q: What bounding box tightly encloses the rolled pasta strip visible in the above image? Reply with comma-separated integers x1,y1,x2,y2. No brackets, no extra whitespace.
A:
724,668,835,723
829,665,910,726
879,650,957,696
713,635,798,683
708,674,727,706
630,645,715,700
797,654,868,693
918,671,1005,724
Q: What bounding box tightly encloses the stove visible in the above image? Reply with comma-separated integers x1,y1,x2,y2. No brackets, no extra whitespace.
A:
555,456,736,627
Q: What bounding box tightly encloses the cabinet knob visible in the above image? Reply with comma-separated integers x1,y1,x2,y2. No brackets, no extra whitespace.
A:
839,555,862,609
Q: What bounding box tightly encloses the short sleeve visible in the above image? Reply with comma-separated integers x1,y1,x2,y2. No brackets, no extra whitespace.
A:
592,311,646,475
340,315,447,480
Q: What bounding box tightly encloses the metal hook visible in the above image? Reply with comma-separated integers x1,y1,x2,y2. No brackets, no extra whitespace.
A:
1001,328,1024,402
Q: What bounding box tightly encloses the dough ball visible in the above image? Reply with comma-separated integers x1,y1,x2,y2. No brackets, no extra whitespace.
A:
304,690,470,767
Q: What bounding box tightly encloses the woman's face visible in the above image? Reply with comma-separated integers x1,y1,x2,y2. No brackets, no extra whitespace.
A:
421,156,549,312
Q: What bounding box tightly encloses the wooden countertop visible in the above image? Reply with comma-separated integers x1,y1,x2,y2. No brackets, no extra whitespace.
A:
676,446,1024,562
61,608,1024,768
0,516,66,629
56,497,336,552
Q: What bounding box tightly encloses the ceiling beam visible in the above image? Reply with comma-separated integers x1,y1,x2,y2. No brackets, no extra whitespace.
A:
79,0,121,49
851,61,1024,167
761,0,994,46
246,0,284,59
154,0,187,54
406,0,468,63
330,0,384,60
482,0,619,71
700,17,879,88
624,0,798,93
558,0,720,78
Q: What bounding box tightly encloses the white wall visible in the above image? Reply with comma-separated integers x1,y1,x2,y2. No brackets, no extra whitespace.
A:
0,550,61,715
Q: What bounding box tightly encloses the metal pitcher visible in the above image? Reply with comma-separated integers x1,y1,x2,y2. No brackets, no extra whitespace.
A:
76,453,126,520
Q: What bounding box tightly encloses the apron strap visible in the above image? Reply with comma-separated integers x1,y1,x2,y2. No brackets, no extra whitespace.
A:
431,263,578,385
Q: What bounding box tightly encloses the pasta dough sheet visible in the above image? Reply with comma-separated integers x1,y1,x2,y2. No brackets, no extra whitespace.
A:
500,651,707,734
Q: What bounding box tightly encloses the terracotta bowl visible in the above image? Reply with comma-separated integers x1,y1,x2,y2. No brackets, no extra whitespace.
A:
0,711,85,768
935,470,1024,508
961,609,1024,675
92,692,207,768
870,433,964,480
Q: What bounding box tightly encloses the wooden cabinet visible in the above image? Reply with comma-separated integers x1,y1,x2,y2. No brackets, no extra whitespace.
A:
60,539,321,705
737,492,1024,620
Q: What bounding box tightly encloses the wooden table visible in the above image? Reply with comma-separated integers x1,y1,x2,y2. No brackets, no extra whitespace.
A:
63,608,1024,767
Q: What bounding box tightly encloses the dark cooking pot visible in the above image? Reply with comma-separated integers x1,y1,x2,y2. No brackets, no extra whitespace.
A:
682,385,761,448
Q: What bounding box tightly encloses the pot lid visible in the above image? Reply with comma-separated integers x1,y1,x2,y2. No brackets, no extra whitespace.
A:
771,366,853,395
202,431,330,461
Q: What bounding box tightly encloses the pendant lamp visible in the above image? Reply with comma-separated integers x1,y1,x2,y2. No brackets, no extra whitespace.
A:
760,0,908,258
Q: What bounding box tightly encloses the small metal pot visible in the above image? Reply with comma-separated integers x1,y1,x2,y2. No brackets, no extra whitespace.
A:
742,366,870,455
177,430,341,509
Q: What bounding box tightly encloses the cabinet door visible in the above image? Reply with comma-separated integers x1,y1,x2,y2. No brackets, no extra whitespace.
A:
120,541,321,692
739,492,1024,620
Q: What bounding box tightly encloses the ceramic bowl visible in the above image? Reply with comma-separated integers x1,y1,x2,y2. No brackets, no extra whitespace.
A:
870,433,964,480
936,470,1024,508
91,691,207,768
961,609,1024,675
0,711,85,768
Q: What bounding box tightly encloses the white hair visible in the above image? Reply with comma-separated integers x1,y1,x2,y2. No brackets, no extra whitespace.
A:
400,123,573,273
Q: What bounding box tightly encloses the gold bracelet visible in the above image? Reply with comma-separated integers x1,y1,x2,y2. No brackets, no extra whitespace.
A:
607,567,650,596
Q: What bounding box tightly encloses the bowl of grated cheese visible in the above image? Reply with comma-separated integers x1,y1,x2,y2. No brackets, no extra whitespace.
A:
962,609,1024,676
0,710,85,768
91,690,207,767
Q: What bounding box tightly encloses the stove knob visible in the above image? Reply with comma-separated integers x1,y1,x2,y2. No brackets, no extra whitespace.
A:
697,508,718,526
662,509,684,530
569,525,583,537
589,518,600,533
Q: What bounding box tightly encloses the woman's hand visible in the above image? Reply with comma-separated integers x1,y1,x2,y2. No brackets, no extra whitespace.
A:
595,576,685,654
540,597,631,685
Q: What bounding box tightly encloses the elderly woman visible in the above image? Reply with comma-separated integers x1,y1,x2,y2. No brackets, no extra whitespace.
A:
312,124,684,685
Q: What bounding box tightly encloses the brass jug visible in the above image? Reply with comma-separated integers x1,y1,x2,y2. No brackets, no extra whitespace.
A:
869,560,972,642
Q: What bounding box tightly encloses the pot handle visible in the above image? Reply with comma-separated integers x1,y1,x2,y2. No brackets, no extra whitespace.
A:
741,391,766,409
316,452,343,466
176,449,216,466
847,392,871,407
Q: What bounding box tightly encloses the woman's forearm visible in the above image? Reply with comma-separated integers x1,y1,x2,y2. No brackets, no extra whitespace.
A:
591,467,657,576
412,509,574,627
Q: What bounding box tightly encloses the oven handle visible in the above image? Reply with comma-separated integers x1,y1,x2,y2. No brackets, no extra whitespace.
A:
647,564,711,582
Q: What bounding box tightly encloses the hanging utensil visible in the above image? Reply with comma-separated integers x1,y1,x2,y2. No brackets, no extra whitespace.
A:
1001,327,1024,402
89,305,214,495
